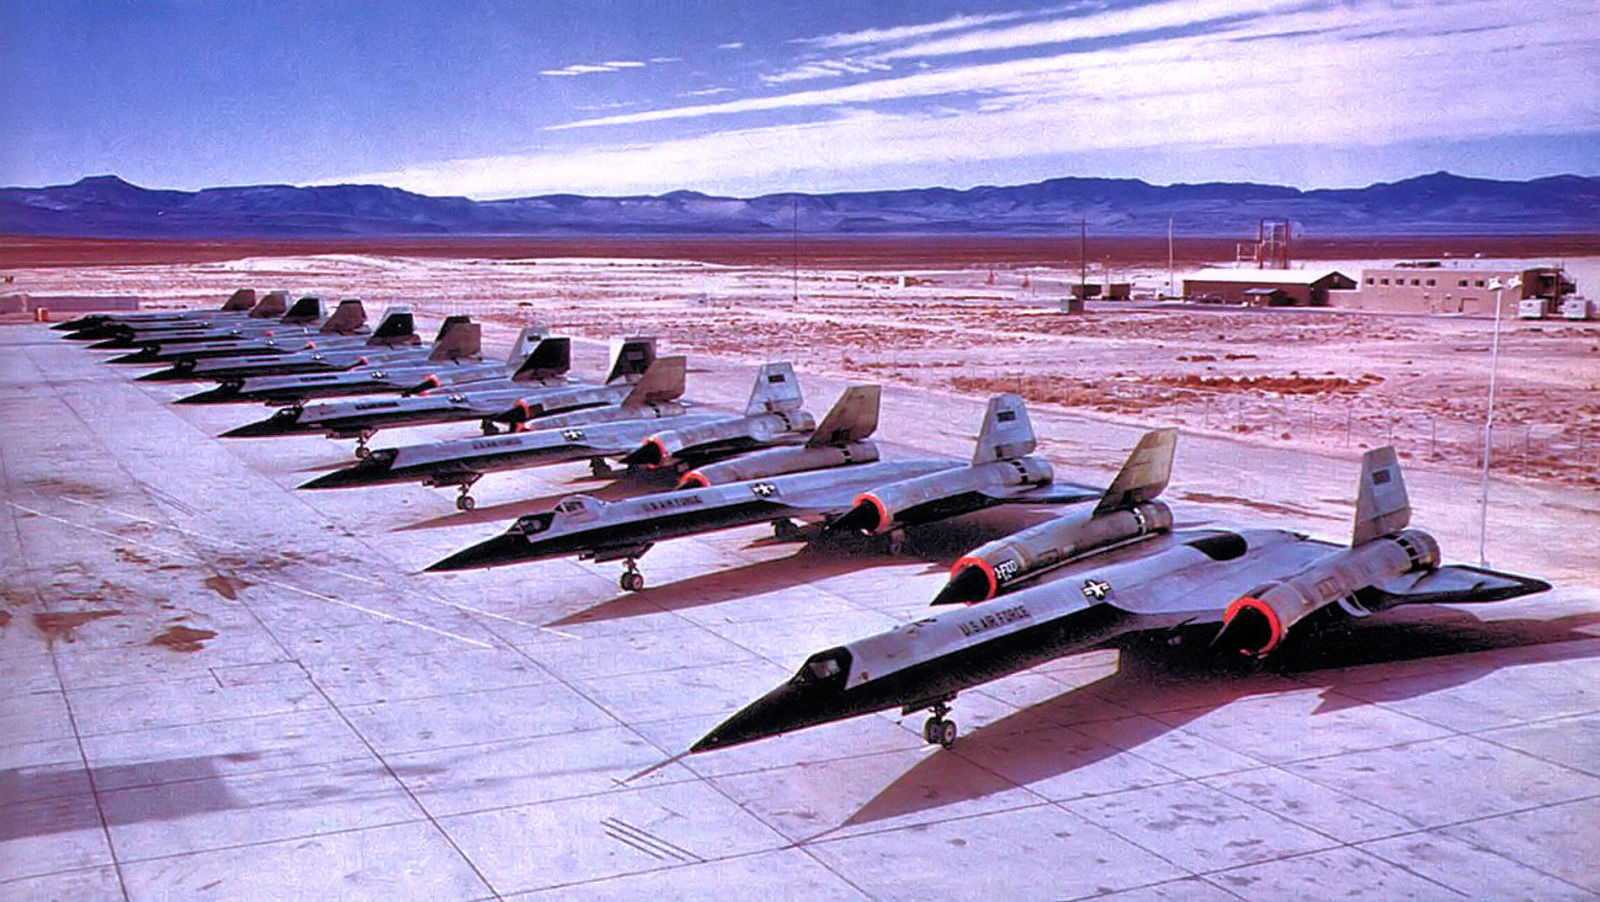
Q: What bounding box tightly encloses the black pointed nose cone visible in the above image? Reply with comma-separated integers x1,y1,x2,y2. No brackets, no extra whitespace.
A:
691,684,818,753
109,352,159,365
88,338,134,350
176,386,238,404
427,533,534,572
136,367,193,381
222,416,294,438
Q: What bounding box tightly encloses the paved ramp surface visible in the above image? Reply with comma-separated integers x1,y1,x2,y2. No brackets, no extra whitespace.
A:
2,323,1598,900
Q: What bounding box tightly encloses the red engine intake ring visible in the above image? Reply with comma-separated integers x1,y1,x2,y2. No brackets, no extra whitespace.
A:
509,398,532,422
642,436,668,470
677,471,709,489
850,492,891,535
1221,596,1284,657
949,555,998,604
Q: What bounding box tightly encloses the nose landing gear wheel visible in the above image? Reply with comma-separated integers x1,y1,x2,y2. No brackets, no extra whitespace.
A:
354,431,375,459
454,475,482,512
921,701,957,748
619,559,645,592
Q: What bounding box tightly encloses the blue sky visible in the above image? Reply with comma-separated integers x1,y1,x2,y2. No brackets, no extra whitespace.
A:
2,0,1595,197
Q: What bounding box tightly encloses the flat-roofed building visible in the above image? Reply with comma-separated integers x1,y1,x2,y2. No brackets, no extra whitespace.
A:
1181,268,1356,306
1338,263,1574,315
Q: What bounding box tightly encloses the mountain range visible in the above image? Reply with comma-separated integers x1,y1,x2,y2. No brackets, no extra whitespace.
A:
1,172,1594,238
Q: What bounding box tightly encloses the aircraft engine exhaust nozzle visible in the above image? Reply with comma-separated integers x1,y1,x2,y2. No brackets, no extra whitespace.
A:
623,436,668,469
931,501,1174,606
1211,527,1441,657
836,492,891,535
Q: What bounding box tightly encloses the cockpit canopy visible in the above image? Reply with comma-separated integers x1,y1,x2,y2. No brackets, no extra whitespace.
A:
550,494,604,523
790,647,852,686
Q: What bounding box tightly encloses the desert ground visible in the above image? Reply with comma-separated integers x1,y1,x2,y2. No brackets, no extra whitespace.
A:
3,237,1598,899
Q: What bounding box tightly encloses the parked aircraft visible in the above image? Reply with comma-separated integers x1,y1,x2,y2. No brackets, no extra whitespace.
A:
222,337,657,457
98,293,328,354
176,319,532,405
427,394,1100,591
57,287,271,338
690,445,1550,753
303,364,869,511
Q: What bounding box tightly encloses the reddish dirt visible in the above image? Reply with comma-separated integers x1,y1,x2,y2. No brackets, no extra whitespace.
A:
5,234,1598,269
0,610,12,628
33,610,121,644
150,625,218,652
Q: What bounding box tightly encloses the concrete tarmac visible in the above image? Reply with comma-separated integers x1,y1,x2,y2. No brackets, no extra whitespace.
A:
2,323,1598,900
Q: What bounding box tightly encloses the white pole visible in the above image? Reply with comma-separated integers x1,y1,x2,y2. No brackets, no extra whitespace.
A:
1477,277,1517,567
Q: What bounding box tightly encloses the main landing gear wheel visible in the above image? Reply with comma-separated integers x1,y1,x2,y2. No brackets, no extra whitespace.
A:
619,559,645,592
480,420,500,436
772,518,801,541
882,530,906,556
590,457,616,479
922,701,957,749
454,475,482,512
353,431,375,459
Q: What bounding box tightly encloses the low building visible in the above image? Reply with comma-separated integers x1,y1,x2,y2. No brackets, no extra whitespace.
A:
1181,268,1356,306
1338,263,1574,315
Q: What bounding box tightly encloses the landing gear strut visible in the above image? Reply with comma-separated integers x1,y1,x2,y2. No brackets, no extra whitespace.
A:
590,457,616,479
353,431,375,459
619,558,645,593
921,701,957,749
772,518,802,541
480,419,500,436
454,474,482,511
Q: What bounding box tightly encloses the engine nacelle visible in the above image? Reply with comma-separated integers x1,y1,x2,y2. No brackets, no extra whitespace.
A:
678,441,879,488
627,410,817,469
932,501,1173,605
1217,528,1440,656
837,457,1055,536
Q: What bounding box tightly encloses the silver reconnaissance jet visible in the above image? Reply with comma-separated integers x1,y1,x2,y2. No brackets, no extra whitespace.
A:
302,362,867,510
58,287,271,339
132,304,430,381
690,444,1550,753
428,393,1100,591
102,294,335,359
91,293,354,351
222,337,657,457
176,319,532,405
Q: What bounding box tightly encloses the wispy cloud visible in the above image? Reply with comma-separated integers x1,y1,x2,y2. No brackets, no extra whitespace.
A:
323,0,1598,197
760,57,892,85
716,41,744,50
540,58,648,77
794,7,1055,50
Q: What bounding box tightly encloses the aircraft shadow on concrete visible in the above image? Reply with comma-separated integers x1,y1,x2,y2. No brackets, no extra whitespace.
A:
830,606,1600,835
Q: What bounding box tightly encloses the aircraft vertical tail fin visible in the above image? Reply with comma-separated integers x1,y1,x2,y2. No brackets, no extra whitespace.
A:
221,288,257,312
621,355,687,406
280,295,323,324
249,290,290,318
428,321,482,362
806,384,880,446
605,337,657,384
1092,428,1178,515
319,298,367,334
505,326,547,366
511,337,572,382
972,394,1037,464
366,307,416,345
746,362,803,415
432,315,471,343
1352,445,1410,546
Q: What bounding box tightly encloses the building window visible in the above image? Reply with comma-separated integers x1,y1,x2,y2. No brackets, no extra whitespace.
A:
1366,277,1375,285
1411,279,1421,286
1380,278,1390,285
1458,279,1468,287
1475,280,1485,287
1426,279,1436,286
